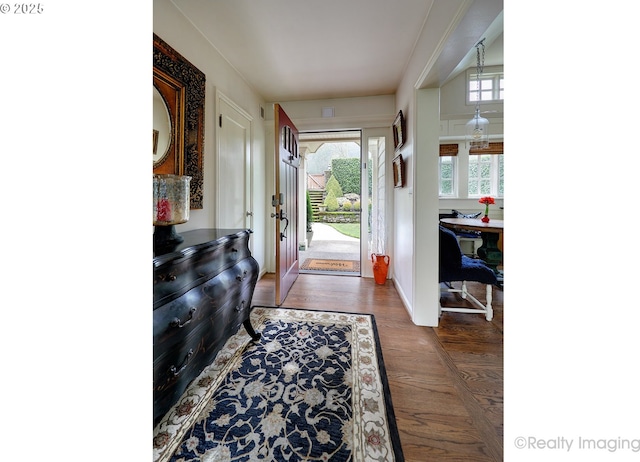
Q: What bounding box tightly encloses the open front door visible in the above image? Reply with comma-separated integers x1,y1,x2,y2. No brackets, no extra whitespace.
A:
273,104,299,305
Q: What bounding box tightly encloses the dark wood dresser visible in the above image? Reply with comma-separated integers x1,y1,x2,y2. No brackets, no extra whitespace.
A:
153,228,260,426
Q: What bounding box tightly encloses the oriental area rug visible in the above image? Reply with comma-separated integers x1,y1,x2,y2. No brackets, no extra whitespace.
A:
300,259,360,272
153,307,404,462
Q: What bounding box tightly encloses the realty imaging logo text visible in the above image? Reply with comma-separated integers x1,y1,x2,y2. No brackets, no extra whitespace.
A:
514,436,640,453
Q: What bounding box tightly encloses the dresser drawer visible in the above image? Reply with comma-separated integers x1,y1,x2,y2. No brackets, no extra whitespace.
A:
153,321,212,424
153,288,254,425
154,268,242,354
201,257,257,302
153,233,251,307
227,257,259,320
227,283,258,333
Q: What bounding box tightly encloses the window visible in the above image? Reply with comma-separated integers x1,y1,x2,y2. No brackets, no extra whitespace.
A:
468,71,504,104
439,144,459,197
468,154,503,197
439,156,456,196
439,142,503,199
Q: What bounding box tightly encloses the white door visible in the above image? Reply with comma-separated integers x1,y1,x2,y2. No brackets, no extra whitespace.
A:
216,93,253,229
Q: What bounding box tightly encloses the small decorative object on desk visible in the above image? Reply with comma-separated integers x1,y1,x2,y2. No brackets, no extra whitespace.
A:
153,174,191,250
478,196,495,223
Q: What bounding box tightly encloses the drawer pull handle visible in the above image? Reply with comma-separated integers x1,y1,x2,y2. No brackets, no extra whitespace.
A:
160,272,177,282
234,300,245,312
170,349,194,377
169,307,197,328
236,270,248,282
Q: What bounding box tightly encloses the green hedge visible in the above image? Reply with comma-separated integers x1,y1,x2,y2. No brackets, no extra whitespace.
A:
331,158,360,195
306,190,313,231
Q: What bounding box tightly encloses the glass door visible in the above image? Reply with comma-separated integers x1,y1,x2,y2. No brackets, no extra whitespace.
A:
361,128,390,279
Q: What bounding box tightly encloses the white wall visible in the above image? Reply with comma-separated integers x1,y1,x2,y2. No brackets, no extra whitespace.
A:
413,89,441,326
268,95,396,130
392,0,472,326
154,0,268,272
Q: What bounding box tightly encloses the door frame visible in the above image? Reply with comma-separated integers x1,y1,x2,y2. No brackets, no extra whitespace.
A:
361,127,392,279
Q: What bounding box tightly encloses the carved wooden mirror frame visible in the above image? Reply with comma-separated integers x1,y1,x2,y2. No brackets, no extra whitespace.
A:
153,34,205,209
153,67,184,177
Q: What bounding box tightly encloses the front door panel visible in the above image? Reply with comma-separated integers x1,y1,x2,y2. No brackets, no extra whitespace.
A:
274,104,299,305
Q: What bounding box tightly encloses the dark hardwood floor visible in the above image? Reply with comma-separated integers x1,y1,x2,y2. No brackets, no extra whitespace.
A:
252,273,503,462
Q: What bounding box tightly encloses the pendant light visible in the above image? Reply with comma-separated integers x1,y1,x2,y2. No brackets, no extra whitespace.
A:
466,38,489,150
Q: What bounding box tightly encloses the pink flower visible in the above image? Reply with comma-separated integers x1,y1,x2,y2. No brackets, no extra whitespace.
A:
156,199,172,221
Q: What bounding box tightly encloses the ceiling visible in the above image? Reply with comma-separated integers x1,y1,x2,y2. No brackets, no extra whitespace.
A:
170,0,503,102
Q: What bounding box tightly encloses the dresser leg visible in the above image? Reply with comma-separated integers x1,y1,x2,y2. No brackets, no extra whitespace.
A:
243,318,261,341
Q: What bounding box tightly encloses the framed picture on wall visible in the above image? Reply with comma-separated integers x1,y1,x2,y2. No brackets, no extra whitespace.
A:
392,110,405,152
393,154,405,188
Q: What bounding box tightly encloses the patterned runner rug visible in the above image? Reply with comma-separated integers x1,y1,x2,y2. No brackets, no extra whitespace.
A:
153,307,404,462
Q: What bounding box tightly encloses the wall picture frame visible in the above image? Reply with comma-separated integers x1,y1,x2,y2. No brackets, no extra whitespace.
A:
392,110,405,152
393,154,405,188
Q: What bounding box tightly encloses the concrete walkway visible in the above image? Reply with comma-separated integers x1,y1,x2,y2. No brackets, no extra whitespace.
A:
309,222,359,241
300,223,361,262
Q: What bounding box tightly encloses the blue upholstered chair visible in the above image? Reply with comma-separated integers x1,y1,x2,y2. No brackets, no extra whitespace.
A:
439,210,482,257
439,225,498,321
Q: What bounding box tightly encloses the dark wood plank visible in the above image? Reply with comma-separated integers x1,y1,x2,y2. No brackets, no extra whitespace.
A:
252,274,503,461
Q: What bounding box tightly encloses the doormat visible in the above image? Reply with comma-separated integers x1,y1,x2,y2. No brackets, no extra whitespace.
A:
153,307,404,461
300,258,360,272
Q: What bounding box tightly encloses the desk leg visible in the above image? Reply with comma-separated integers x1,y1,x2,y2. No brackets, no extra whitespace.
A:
477,231,502,274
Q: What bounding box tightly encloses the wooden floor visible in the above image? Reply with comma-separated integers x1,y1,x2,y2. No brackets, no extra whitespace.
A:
252,273,503,462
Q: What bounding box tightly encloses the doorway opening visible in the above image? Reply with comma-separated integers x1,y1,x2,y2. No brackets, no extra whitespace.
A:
298,130,362,275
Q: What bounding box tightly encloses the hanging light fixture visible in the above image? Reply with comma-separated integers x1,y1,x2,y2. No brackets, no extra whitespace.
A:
466,38,489,150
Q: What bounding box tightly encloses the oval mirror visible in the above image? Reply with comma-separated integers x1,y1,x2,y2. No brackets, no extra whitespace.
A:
153,85,172,167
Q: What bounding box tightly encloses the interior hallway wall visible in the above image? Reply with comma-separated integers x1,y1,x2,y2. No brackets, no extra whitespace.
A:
154,0,268,273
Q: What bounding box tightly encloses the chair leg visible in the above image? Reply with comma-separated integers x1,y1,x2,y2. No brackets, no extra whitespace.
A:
440,281,493,321
485,283,493,321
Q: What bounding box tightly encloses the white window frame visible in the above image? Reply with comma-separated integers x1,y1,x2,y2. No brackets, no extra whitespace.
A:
438,156,457,197
468,153,503,198
466,68,504,104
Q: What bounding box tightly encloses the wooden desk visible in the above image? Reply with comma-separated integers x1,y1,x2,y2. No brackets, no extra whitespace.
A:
440,218,504,272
